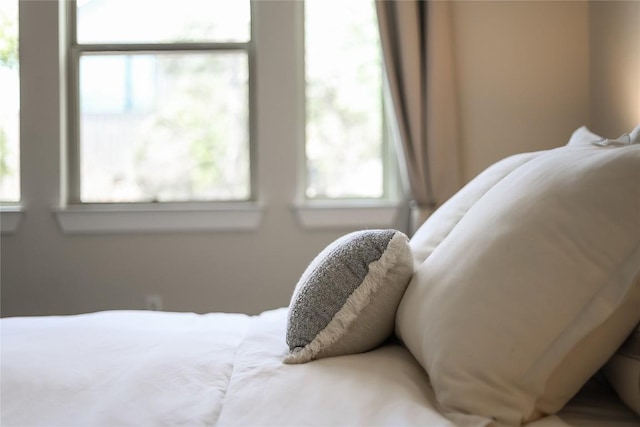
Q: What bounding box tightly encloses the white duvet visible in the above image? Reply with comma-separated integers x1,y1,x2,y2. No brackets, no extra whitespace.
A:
1,309,638,426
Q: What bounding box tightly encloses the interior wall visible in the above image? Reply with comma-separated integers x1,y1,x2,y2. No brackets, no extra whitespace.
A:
0,1,408,317
588,1,640,137
2,1,637,317
452,0,590,182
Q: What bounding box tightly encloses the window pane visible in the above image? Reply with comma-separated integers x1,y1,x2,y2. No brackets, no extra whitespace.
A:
77,0,250,44
0,0,19,202
305,0,383,199
79,53,249,202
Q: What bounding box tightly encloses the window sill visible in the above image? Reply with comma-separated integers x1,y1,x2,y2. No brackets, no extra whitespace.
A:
1,205,24,234
54,202,263,234
293,200,403,230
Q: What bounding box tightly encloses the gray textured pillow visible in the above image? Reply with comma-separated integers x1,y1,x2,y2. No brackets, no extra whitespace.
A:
284,229,413,364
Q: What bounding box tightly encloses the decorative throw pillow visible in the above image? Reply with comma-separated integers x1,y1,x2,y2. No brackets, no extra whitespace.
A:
284,229,412,364
604,321,640,415
396,141,640,425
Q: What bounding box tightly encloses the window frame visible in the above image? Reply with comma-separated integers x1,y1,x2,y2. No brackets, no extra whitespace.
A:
0,0,21,205
293,0,402,229
65,0,257,205
45,0,402,234
300,0,397,203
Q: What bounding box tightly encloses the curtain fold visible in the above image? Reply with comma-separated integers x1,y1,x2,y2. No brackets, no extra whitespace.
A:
376,0,461,233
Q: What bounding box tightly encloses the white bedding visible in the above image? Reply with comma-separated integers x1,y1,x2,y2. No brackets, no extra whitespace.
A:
1,309,638,427
1,310,251,426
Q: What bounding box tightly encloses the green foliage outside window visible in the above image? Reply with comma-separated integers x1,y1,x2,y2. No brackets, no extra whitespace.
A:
0,10,18,68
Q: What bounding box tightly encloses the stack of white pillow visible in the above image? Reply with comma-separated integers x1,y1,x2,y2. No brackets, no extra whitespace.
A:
284,125,639,426
400,125,640,425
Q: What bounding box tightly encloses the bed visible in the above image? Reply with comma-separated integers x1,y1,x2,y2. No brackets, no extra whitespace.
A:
2,126,639,427
1,308,638,427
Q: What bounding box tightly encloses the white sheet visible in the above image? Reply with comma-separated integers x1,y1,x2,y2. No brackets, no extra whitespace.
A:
1,310,250,426
2,308,638,427
217,309,472,426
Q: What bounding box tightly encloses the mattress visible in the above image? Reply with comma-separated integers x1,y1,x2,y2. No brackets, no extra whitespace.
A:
1,308,638,426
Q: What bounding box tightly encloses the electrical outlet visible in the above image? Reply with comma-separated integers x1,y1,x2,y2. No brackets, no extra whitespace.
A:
144,294,163,311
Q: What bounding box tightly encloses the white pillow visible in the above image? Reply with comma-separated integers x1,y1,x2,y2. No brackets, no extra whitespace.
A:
396,143,640,425
410,124,640,267
568,125,640,147
566,125,605,146
410,151,543,266
285,229,412,364
604,321,640,415
412,126,638,290
630,124,640,144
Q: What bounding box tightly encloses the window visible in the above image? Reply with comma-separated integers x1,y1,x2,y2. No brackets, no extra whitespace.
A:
70,0,251,203
54,0,399,232
304,0,386,200
0,0,20,203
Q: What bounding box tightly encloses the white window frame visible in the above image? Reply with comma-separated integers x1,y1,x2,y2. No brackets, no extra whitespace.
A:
8,0,403,234
54,0,262,233
0,204,23,234
293,0,402,229
67,2,256,204
0,0,22,234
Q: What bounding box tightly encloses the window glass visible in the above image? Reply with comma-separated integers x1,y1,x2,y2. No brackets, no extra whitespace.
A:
79,53,249,202
76,0,250,44
305,0,384,199
74,0,251,203
0,0,19,202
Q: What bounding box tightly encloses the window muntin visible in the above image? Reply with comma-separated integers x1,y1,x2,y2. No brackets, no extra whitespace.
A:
71,0,251,203
0,0,19,203
304,0,385,200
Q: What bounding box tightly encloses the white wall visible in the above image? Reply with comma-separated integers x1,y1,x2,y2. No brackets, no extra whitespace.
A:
2,0,637,317
0,1,408,317
588,0,640,137
452,0,590,182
